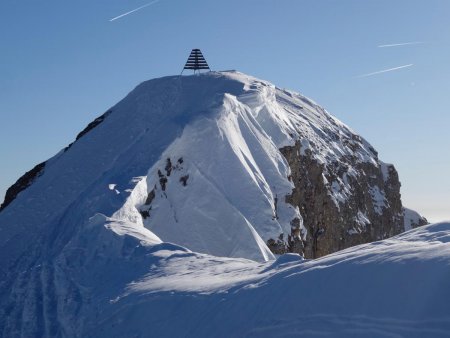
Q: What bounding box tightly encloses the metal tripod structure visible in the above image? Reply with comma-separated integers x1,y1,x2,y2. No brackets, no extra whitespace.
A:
181,49,211,74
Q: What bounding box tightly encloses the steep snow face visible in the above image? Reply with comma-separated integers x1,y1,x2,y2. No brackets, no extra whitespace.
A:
0,71,418,265
0,73,281,269
124,91,302,261
110,70,403,261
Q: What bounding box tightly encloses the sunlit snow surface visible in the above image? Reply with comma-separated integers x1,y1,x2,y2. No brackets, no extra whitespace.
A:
95,222,450,337
0,71,445,337
0,71,393,265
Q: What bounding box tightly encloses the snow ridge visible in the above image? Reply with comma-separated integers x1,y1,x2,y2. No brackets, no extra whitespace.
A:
1,71,403,264
0,70,437,337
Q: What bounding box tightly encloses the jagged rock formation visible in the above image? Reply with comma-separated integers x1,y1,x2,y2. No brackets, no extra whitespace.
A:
281,142,404,258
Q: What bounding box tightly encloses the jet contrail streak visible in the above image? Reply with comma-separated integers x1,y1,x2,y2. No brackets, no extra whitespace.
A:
356,64,414,78
109,0,159,22
378,41,425,48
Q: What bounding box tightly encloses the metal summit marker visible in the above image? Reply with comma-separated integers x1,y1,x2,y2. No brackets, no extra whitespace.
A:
181,49,211,74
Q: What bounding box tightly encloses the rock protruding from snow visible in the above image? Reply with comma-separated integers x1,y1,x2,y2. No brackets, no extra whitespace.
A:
0,161,45,211
281,144,405,258
403,207,428,231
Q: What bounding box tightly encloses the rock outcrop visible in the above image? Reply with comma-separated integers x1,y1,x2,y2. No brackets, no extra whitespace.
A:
0,162,45,211
403,207,428,231
1,110,112,212
280,142,404,258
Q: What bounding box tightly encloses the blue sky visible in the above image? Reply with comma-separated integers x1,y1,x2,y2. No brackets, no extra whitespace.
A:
0,0,449,221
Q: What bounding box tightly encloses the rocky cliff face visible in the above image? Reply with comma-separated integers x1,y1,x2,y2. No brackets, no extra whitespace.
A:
256,85,425,259
280,142,404,258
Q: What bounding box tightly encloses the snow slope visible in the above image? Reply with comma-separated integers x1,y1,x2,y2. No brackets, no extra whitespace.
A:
0,70,377,264
1,71,299,265
95,221,450,338
4,219,449,337
0,70,426,265
0,71,442,337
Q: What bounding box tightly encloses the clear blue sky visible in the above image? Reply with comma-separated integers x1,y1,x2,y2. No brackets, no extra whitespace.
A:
1,0,449,221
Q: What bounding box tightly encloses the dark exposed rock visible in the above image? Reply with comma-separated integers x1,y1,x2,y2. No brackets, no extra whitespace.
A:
0,162,46,212
159,176,168,191
145,189,156,205
267,234,288,255
288,235,304,255
403,207,428,230
139,210,150,219
179,175,189,186
154,157,189,191
2,109,113,212
64,110,112,152
273,195,279,220
276,141,405,259
165,158,173,176
410,215,428,228
75,110,112,142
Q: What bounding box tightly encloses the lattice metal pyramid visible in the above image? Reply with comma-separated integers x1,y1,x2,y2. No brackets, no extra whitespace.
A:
182,49,210,74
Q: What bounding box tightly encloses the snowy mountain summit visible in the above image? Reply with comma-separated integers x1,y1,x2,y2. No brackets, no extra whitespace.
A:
0,71,425,264
0,70,438,337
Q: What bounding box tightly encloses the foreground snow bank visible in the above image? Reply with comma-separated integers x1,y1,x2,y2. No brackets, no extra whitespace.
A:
91,222,450,337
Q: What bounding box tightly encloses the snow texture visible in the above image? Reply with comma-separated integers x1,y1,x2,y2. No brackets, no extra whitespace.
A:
6,220,449,337
1,71,383,264
0,71,442,337
102,222,450,338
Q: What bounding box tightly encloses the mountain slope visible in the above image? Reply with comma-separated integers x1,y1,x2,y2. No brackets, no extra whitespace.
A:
2,215,449,337
0,70,433,337
0,71,425,265
93,222,450,338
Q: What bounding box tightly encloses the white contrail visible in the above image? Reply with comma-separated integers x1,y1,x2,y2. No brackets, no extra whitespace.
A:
378,41,425,48
356,64,414,78
109,0,160,22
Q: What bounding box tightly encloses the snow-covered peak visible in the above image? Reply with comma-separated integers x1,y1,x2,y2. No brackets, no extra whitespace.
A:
1,70,435,337
0,71,405,267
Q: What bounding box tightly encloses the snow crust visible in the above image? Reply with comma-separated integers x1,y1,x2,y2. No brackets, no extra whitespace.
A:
90,222,450,337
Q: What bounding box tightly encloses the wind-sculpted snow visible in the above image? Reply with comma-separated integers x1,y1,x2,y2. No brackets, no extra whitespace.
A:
63,222,450,337
0,71,418,265
0,71,434,337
